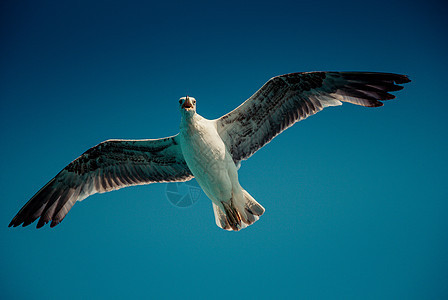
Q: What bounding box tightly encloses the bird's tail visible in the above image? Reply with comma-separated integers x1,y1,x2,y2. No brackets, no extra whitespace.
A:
213,189,265,231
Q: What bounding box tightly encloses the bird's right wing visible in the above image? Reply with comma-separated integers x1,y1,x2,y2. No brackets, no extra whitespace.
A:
216,72,410,164
9,135,193,228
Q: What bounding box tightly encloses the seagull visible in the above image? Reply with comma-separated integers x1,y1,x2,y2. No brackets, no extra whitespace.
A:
9,71,410,231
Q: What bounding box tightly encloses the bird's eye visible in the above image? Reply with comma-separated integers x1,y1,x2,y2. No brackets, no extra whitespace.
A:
179,100,182,104
193,100,196,104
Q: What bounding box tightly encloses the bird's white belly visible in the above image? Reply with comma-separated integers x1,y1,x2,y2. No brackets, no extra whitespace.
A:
179,118,238,204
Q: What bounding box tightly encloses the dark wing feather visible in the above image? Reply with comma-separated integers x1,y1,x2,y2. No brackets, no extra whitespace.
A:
9,135,193,228
216,71,410,163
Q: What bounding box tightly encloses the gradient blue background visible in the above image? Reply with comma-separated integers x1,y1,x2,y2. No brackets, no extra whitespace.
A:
1,0,447,299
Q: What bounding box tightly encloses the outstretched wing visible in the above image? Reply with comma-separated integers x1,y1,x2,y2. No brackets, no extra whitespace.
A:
216,71,410,164
9,135,193,228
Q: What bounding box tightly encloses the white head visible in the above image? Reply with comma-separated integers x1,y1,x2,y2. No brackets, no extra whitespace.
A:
179,96,196,115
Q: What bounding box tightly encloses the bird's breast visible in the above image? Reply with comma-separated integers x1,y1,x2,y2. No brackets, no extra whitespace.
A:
179,117,232,181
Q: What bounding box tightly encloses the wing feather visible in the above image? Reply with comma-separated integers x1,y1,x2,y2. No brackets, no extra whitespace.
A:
9,135,193,228
216,71,410,163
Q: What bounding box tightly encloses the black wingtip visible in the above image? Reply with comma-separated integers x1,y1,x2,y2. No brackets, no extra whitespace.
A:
9,217,59,229
395,74,411,84
36,219,47,229
8,218,20,227
372,102,384,107
50,220,60,228
9,213,36,228
342,72,411,85
22,220,33,227
390,85,404,92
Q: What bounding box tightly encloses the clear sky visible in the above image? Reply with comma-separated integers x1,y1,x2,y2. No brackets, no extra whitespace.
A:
1,0,447,299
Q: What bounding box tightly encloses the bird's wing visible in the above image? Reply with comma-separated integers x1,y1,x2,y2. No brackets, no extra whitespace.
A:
9,135,193,228
216,71,410,164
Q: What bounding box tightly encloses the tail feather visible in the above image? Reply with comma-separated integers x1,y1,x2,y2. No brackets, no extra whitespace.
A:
213,202,230,230
242,189,265,217
213,189,265,231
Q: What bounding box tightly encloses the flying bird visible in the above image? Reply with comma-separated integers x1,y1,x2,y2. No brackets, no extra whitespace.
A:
9,71,410,231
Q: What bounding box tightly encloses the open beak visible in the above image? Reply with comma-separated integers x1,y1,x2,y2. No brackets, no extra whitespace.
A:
182,98,194,110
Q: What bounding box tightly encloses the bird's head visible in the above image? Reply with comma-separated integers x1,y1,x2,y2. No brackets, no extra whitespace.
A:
179,96,196,114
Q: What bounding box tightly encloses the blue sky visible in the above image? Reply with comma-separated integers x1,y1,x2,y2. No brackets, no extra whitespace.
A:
1,0,447,299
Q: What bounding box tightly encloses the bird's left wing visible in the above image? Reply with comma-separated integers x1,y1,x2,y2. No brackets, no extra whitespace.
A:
9,135,193,228
216,71,410,164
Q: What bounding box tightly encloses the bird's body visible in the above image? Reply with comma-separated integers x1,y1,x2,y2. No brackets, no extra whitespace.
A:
179,100,264,230
180,113,233,208
9,71,410,231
